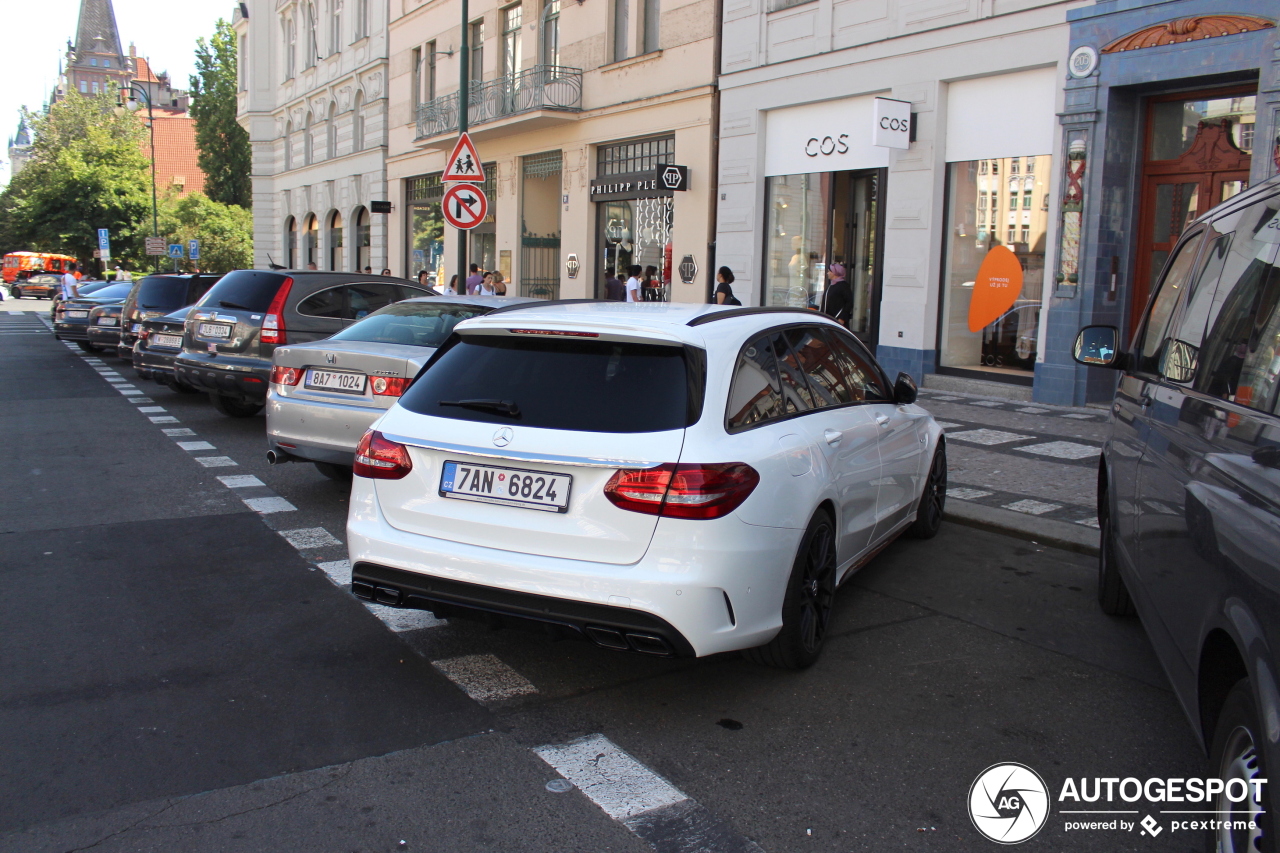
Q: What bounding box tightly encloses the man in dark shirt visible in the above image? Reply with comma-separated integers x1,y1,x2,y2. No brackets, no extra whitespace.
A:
604,267,625,301
822,262,852,326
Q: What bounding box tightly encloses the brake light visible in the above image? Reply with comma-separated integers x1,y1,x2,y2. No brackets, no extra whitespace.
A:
371,376,407,397
510,329,600,338
270,365,303,386
138,328,150,341
604,463,760,520
261,276,293,345
354,430,413,480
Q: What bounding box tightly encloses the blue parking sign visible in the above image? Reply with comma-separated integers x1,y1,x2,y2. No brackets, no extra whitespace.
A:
168,244,184,259
97,228,110,260
188,240,200,261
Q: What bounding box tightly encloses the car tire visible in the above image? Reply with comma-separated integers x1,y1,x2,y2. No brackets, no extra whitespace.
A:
314,461,353,482
1206,679,1270,853
744,510,838,670
210,393,264,418
1097,493,1135,616
172,381,201,395
10,287,20,299
76,341,101,353
906,440,947,540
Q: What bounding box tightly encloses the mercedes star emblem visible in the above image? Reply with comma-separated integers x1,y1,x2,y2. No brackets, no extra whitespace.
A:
492,427,514,447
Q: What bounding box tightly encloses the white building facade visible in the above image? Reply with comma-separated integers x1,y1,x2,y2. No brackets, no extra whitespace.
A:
715,0,1087,398
235,0,391,273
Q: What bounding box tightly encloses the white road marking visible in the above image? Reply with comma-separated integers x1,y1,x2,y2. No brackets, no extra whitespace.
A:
217,474,265,488
278,527,341,549
433,654,537,702
1015,441,1101,460
161,428,195,436
534,734,686,821
119,389,143,396
176,440,216,451
148,416,179,424
945,428,1031,445
316,559,352,584
1003,499,1062,515
131,398,153,404
967,400,1005,407
242,496,297,514
935,421,961,429
194,456,237,468
138,406,167,413
947,487,994,501
1074,517,1101,528
364,603,446,632
930,395,959,401
7,310,23,315
1060,413,1095,420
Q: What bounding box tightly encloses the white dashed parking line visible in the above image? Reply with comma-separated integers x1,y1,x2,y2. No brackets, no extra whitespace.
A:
176,440,216,451
148,416,180,424
1003,499,1062,515
1016,441,1101,460
945,428,1032,445
433,654,537,702
241,496,297,514
217,474,265,488
278,527,342,549
948,487,994,501
194,456,237,467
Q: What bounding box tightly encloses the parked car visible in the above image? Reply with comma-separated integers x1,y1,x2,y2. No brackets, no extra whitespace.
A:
1072,173,1280,852
117,273,221,361
10,273,62,300
173,270,434,418
347,302,945,669
52,282,133,352
50,279,114,318
85,303,124,351
267,295,538,480
133,308,201,391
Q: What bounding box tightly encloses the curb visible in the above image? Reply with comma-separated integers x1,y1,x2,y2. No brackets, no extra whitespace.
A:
944,501,1100,557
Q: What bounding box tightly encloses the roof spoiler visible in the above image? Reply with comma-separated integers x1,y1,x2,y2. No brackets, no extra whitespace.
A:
686,306,822,327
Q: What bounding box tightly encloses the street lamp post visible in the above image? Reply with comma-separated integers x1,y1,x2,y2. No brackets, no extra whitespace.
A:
118,83,160,273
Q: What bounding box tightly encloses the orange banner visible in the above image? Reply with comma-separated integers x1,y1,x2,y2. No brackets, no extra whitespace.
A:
968,245,1025,333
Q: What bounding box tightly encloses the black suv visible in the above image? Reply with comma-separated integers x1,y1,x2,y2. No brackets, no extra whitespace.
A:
117,274,221,360
1073,173,1280,851
174,270,432,417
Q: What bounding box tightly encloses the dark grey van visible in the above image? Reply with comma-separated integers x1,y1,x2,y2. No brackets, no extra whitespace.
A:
173,270,432,417
1074,173,1280,852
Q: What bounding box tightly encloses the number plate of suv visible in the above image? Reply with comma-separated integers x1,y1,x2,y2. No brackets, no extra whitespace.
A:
439,461,572,513
198,322,231,338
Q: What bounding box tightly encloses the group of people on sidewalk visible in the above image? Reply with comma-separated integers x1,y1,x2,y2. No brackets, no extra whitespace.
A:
426,264,510,297
603,265,669,303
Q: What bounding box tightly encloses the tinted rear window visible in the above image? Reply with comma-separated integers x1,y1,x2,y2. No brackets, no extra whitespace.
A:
401,336,698,433
136,277,190,311
82,283,133,299
195,270,289,313
331,302,490,347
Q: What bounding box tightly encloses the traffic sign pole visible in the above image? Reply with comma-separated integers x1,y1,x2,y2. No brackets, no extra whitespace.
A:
457,0,469,291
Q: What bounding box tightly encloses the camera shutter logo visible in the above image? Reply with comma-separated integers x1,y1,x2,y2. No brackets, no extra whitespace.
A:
969,763,1050,844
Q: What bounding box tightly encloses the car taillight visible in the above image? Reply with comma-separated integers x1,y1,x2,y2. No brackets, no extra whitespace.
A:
260,276,293,345
138,327,150,341
354,430,413,480
603,463,760,520
371,376,407,397
270,365,303,386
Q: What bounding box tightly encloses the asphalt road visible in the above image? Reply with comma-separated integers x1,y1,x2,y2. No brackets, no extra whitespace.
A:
1,298,1206,852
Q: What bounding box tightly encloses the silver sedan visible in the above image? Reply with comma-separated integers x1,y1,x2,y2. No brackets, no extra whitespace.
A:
266,295,538,478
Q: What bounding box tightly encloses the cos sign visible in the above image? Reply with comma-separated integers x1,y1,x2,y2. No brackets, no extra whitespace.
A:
872,97,912,150
805,135,850,157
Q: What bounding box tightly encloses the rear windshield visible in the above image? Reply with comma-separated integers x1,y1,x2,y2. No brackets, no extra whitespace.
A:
330,302,490,348
77,281,117,295
135,277,190,311
401,335,701,433
195,270,289,313
82,283,133,299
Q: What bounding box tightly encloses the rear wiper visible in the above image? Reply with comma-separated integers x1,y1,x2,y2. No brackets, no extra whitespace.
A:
438,398,521,417
218,300,250,310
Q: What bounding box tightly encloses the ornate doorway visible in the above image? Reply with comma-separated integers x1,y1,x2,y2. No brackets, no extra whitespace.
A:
1132,87,1255,333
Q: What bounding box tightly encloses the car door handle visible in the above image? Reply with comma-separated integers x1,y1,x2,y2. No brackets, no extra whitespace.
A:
824,428,842,446
1139,393,1153,409
875,414,890,427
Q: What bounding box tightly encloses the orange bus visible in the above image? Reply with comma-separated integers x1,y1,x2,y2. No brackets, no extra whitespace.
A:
2,251,79,284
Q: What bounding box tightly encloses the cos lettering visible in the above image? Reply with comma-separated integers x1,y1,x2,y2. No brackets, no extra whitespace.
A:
879,116,910,133
805,134,850,157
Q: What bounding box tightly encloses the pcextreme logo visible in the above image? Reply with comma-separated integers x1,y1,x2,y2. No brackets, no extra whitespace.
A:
968,764,1268,844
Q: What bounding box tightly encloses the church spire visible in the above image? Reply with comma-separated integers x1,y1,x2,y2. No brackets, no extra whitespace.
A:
74,0,124,60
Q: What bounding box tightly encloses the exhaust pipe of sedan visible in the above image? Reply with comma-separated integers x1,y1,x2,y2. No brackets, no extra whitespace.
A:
266,448,300,465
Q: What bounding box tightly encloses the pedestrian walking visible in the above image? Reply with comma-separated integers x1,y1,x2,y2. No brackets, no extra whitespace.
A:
417,269,432,291
603,267,625,301
642,265,661,301
443,274,459,295
713,267,742,305
492,272,508,296
465,264,484,295
380,268,392,276
114,265,132,282
624,265,643,303
477,272,497,296
60,262,80,300
821,262,852,327
363,266,373,274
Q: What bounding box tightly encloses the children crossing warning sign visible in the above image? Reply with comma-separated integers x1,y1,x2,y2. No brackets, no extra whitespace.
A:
443,133,485,183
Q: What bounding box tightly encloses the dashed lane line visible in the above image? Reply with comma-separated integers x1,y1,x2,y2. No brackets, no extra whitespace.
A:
194,456,238,468
241,496,297,514
432,654,537,702
278,527,342,549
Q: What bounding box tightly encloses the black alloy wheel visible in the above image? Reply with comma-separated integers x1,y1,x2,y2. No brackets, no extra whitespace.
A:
210,393,264,418
745,511,838,670
1207,680,1269,853
1097,493,1135,616
907,441,947,539
10,287,20,299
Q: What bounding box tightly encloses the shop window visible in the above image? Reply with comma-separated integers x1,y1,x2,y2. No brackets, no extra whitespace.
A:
328,210,344,270
940,154,1050,378
354,206,371,271
406,173,444,282
597,135,674,176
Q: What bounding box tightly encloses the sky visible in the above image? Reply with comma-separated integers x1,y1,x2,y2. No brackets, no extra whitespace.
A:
1,0,236,188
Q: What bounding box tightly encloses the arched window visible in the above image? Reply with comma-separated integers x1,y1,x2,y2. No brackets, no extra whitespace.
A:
304,214,319,267
352,92,364,153
327,101,337,159
283,120,293,170
285,216,298,267
354,206,371,271
328,210,344,270
304,112,313,165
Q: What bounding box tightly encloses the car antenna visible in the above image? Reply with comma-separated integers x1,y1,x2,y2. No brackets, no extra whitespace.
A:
266,254,286,271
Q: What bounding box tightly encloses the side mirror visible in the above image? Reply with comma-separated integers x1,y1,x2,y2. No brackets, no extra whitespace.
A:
893,371,918,405
1073,325,1122,368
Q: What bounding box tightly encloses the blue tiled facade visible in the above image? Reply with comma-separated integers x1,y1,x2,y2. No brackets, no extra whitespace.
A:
1036,0,1280,406
876,346,936,387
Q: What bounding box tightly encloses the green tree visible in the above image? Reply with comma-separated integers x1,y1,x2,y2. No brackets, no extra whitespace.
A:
190,20,251,209
0,91,152,270
157,191,253,273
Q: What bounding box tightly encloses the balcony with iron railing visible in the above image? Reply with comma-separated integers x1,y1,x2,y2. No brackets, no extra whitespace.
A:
416,65,584,142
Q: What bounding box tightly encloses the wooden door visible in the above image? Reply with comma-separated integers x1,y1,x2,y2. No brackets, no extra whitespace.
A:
1131,87,1254,333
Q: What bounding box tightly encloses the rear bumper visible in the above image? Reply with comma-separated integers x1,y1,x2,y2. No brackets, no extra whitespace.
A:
86,325,121,348
266,388,388,463
174,353,270,401
135,347,179,380
53,321,90,341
